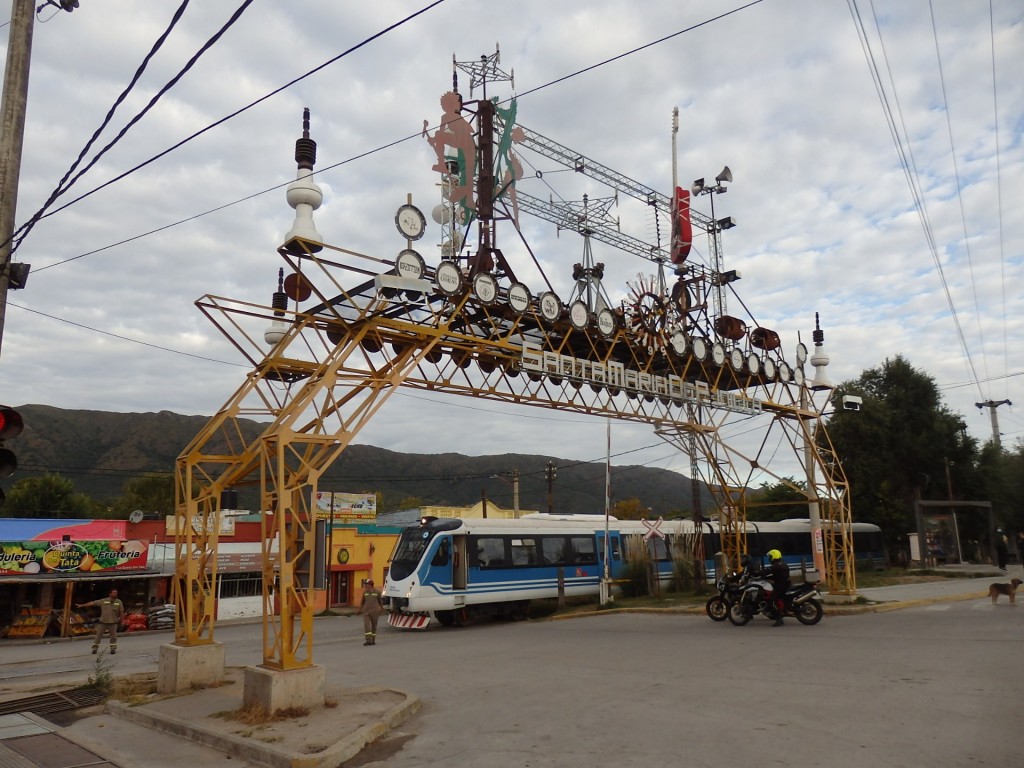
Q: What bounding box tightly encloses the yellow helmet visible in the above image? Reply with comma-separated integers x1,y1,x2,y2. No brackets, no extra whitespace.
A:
767,549,783,561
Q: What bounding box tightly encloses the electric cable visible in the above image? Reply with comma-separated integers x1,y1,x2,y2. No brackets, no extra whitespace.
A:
13,0,448,256
6,0,194,254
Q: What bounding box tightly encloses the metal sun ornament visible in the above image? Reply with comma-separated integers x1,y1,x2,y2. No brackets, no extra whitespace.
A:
626,274,670,355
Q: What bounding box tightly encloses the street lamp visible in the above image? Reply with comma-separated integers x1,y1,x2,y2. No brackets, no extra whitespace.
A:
692,167,734,317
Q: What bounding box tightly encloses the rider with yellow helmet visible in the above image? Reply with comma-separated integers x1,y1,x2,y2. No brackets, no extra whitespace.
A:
767,549,790,626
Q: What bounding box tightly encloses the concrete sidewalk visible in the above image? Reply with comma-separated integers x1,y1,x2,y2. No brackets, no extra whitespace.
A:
0,566,1017,768
833,564,1018,612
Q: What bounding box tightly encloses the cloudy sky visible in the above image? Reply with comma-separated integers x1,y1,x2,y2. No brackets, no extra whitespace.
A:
1,0,1021,489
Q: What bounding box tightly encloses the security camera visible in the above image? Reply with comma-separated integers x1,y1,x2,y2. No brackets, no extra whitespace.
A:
842,395,863,412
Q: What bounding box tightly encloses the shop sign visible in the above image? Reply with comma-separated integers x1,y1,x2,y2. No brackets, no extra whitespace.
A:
315,492,377,522
1,538,149,575
165,513,236,536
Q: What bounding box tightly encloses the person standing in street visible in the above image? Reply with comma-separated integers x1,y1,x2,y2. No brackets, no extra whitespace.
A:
995,530,1008,571
77,588,124,655
359,579,384,646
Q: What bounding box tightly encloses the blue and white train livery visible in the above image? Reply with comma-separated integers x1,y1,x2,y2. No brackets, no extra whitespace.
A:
383,513,883,628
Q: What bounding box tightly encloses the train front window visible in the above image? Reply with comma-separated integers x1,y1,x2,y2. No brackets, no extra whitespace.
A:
389,528,436,580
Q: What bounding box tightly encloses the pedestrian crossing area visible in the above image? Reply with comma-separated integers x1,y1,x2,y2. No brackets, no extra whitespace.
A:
922,600,1022,611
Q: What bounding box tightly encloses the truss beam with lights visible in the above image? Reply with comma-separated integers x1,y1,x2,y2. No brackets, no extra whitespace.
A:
173,70,857,667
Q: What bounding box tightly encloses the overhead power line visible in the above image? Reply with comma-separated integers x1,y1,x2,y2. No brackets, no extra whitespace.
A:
13,0,449,256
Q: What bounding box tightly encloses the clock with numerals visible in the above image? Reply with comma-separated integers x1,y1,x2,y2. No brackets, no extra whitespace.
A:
395,203,426,241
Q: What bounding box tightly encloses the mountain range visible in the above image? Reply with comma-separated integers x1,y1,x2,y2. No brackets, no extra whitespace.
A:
8,404,711,516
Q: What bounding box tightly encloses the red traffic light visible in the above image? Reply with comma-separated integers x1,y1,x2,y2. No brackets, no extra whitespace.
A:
0,408,23,440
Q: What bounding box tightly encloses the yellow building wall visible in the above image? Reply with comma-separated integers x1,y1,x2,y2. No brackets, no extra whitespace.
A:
310,524,400,609
422,501,538,519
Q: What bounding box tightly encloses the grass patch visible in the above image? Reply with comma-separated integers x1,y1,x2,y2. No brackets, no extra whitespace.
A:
85,652,114,695
220,702,312,726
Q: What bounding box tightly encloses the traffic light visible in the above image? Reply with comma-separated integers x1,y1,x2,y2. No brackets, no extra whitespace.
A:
0,406,24,478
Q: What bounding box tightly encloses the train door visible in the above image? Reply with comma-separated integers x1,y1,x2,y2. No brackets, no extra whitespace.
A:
597,533,622,577
453,535,467,590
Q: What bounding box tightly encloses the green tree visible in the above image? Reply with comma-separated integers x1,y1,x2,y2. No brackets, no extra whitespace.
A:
748,478,808,522
394,496,423,512
109,473,174,519
4,473,100,518
824,356,980,559
611,498,648,520
976,440,1024,536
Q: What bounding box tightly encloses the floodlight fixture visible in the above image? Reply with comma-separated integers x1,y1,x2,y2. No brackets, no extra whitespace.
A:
716,216,736,230
711,269,742,287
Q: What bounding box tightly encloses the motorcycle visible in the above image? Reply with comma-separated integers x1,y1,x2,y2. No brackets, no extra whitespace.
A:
705,566,753,621
727,576,823,626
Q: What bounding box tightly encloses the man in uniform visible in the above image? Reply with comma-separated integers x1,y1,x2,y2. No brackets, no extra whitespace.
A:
359,579,384,645
78,588,124,654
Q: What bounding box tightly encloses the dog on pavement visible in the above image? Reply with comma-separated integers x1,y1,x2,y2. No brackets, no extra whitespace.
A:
988,577,1022,604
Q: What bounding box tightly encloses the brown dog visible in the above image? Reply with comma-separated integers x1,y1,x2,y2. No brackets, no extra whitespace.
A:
988,578,1022,604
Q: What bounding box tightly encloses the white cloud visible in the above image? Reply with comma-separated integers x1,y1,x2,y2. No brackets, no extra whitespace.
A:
0,0,1021,486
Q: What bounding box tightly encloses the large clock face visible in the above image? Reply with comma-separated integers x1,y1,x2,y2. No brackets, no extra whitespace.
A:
472,272,498,304
538,291,561,322
597,308,617,338
712,343,726,366
691,337,708,361
795,342,808,365
395,249,425,280
395,204,426,240
435,261,463,297
508,283,531,314
730,348,744,371
670,330,687,355
569,301,590,330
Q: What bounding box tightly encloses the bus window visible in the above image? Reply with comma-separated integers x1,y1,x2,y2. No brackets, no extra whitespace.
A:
540,536,566,565
648,536,669,561
475,537,507,568
570,536,597,565
510,538,539,566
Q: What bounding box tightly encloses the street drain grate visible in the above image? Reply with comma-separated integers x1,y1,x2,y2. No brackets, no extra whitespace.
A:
0,688,106,718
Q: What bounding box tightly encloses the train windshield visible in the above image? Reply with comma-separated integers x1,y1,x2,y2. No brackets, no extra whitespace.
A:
389,518,462,580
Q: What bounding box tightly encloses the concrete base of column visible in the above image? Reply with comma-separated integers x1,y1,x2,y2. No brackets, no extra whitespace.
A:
242,664,326,714
157,642,225,694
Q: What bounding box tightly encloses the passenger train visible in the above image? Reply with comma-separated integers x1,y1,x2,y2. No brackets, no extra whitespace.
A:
383,514,884,628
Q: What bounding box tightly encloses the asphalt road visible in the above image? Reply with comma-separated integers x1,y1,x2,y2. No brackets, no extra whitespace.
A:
2,594,1020,768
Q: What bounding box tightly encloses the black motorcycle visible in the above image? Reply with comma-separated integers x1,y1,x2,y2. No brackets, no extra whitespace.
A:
705,569,750,621
727,576,823,626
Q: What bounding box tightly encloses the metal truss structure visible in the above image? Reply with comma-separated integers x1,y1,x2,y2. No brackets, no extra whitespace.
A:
172,51,856,669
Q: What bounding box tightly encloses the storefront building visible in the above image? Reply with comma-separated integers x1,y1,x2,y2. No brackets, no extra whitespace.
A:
0,518,163,639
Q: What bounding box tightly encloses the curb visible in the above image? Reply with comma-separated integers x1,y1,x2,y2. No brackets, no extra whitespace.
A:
102,687,420,768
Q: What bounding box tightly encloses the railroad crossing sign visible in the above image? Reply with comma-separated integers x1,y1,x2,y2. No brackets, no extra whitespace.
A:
642,517,665,541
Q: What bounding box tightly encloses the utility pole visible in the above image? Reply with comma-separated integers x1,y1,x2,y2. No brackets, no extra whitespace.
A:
975,399,1012,450
545,461,556,514
510,469,519,516
0,0,37,359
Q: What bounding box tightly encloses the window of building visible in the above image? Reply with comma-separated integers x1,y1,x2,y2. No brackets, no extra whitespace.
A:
217,571,262,599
